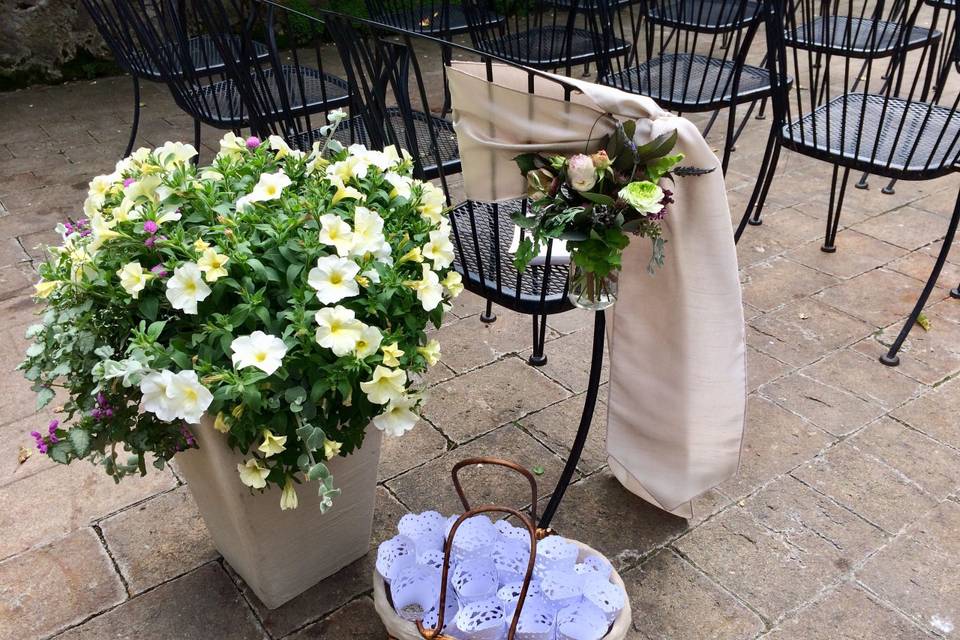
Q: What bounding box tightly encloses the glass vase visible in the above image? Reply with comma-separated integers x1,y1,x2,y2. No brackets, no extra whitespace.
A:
567,263,619,310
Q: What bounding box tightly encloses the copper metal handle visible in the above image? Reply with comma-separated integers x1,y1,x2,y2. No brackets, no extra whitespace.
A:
450,457,539,524
417,505,538,640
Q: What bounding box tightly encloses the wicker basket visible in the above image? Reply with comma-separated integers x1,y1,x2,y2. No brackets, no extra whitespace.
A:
372,458,633,640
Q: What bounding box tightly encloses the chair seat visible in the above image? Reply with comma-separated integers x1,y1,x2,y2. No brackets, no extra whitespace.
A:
192,65,350,126
788,15,940,58
130,34,270,80
292,108,461,177
600,53,774,110
449,199,572,315
478,26,629,68
371,5,504,35
783,93,960,177
646,0,763,33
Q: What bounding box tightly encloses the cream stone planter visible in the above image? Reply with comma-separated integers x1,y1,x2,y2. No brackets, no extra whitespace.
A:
177,416,383,609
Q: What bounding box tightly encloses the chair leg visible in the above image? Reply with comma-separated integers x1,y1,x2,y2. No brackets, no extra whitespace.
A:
720,102,738,176
480,299,496,323
882,178,897,195
881,192,960,366
193,118,201,166
538,310,605,531
734,131,780,242
124,75,142,159
855,171,870,190
822,165,850,253
528,314,548,366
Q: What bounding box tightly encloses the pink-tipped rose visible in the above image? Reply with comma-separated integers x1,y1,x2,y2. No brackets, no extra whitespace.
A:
566,154,597,192
591,149,611,171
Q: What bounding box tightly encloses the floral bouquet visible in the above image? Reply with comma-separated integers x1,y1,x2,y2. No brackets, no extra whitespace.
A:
513,121,712,309
20,112,462,511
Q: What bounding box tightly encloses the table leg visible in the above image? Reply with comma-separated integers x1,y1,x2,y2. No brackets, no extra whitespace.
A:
538,309,606,531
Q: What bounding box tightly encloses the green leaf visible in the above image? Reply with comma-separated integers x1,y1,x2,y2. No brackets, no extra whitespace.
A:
48,441,72,464
510,211,538,229
68,428,91,458
513,153,540,175
35,387,55,410
306,462,330,481
285,386,307,404
917,313,931,331
138,296,159,322
646,153,685,181
146,320,167,341
634,130,678,163
578,191,617,206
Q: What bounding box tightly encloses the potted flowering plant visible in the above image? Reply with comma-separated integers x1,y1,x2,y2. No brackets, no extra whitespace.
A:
513,122,711,309
19,112,463,607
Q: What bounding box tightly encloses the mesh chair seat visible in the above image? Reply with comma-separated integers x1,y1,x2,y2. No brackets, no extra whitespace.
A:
371,5,504,35
783,93,960,177
292,109,461,176
193,65,350,126
449,199,572,314
646,0,763,33
788,15,940,57
543,0,635,10
600,53,774,110
925,0,955,8
478,26,629,68
129,34,270,79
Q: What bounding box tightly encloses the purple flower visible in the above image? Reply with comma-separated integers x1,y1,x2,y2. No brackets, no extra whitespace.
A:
150,264,168,277
246,136,261,149
48,420,59,434
30,430,41,439
144,236,157,248
143,220,159,234
123,177,136,188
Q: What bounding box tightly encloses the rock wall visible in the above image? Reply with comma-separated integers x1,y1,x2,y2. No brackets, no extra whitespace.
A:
0,0,110,86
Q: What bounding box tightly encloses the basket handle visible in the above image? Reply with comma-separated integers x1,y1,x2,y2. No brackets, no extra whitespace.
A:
417,505,538,640
451,457,539,524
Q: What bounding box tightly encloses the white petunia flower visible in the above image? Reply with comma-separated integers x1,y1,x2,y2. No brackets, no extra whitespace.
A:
318,214,355,257
307,255,360,304
268,135,304,160
280,477,299,510
166,262,212,314
441,271,464,297
236,170,291,211
238,458,270,489
359,365,407,405
373,395,419,436
354,325,384,359
140,369,213,424
417,181,446,224
408,263,444,311
384,172,413,200
422,229,455,270
165,369,214,424
417,339,441,366
116,261,152,299
230,331,288,375
349,207,387,258
124,174,163,203
218,132,248,158
140,370,179,422
314,305,365,356
258,429,287,457
156,141,198,167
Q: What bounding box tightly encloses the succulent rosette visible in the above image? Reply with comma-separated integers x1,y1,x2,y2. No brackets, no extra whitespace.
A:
20,113,462,510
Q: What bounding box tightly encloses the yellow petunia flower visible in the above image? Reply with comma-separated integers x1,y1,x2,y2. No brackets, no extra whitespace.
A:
197,248,230,282
258,429,287,457
381,342,404,367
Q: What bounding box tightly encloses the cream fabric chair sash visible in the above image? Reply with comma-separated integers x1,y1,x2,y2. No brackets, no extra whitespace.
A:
448,61,746,518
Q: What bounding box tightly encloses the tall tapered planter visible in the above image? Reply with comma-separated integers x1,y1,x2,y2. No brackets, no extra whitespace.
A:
177,416,383,609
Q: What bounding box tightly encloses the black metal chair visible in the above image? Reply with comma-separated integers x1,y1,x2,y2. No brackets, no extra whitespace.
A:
461,0,630,76
120,0,350,158
595,0,772,175
81,0,272,157
736,0,960,366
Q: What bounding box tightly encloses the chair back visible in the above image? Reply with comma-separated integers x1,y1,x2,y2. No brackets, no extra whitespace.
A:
461,0,604,74
364,0,455,36
763,0,960,178
187,0,350,138
81,0,174,80
597,0,765,111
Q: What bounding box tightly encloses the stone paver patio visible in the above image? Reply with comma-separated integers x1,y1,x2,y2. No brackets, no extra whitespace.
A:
2,57,960,640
